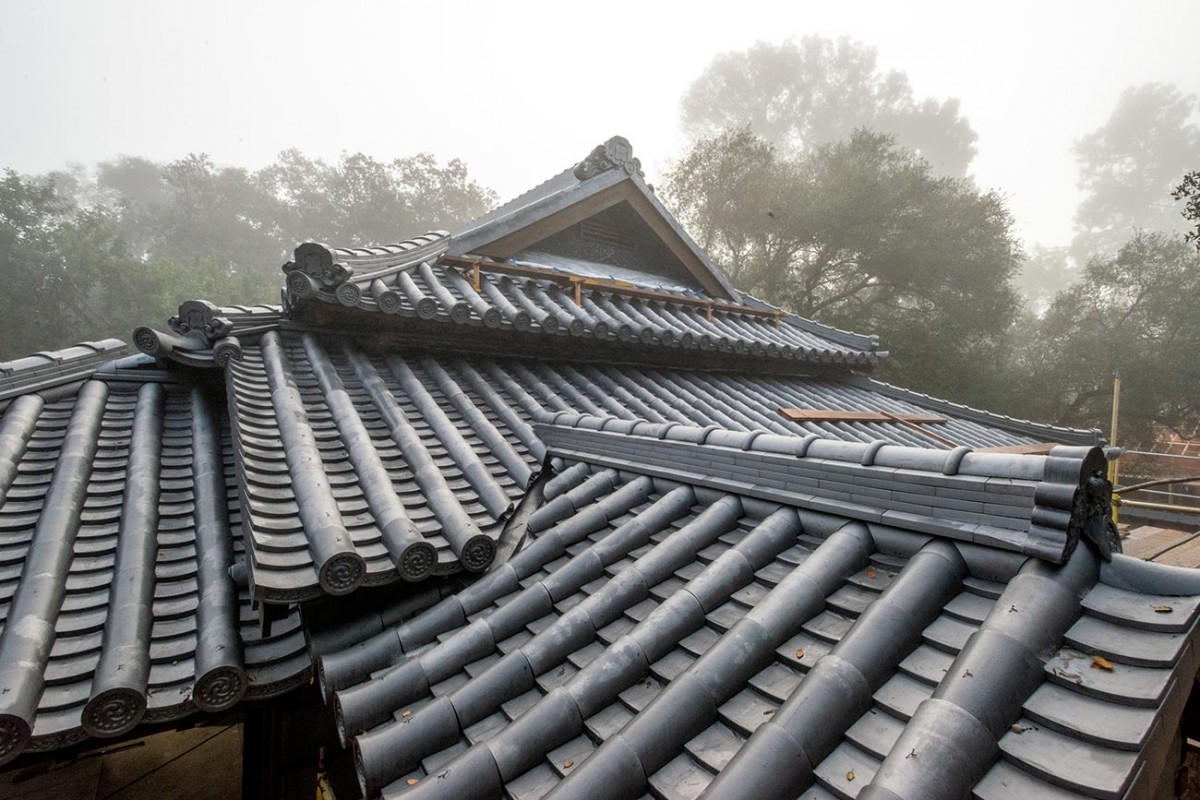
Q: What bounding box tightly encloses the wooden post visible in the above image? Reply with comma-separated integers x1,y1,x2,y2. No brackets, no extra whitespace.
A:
1110,371,1121,525
472,261,481,292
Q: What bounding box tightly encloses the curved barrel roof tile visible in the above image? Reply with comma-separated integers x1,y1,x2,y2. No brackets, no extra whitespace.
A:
0,362,309,764
315,456,1200,800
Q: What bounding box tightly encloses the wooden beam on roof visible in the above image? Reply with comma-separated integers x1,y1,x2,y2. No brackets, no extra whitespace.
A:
441,255,786,321
974,443,1058,455
780,407,959,448
779,409,948,424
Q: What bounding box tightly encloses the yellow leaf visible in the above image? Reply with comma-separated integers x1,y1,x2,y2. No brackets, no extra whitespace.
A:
563,760,575,769
1154,605,1174,613
401,709,412,718
1091,655,1114,671
406,778,419,786
866,569,877,579
795,649,805,659
846,770,855,781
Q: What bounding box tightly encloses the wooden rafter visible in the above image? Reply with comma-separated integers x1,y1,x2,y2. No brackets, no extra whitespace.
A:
779,408,958,448
441,255,786,322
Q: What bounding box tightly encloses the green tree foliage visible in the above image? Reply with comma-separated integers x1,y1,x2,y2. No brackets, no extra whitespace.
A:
664,129,1022,405
0,169,274,359
1173,170,1200,250
681,37,978,177
1072,84,1200,261
0,149,497,360
257,149,497,247
1016,233,1200,446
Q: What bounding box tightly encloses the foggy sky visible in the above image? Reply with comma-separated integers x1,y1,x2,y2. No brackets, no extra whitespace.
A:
1,0,1197,249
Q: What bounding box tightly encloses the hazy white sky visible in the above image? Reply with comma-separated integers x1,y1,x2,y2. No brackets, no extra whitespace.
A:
1,0,1196,248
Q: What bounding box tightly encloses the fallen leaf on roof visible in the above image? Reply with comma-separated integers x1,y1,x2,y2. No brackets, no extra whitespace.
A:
1091,655,1114,671
846,770,855,782
1154,605,1174,613
401,709,411,718
563,760,574,769
407,778,419,786
763,709,775,715
1011,723,1032,734
866,569,877,579
795,649,805,659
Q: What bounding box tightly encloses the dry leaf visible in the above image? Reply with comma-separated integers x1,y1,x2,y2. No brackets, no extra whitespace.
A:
866,569,877,579
846,770,855,782
1154,605,1174,613
763,709,775,715
563,760,574,769
406,778,419,786
1010,723,1030,734
795,649,805,659
1091,655,1114,671
401,709,411,718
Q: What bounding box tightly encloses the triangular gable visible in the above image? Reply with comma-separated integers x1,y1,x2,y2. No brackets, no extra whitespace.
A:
449,136,740,300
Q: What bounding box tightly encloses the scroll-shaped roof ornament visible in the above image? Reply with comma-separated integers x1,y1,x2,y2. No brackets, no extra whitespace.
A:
134,300,280,368
283,242,354,298
573,135,644,181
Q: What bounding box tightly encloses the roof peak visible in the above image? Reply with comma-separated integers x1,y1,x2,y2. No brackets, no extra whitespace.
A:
572,135,645,182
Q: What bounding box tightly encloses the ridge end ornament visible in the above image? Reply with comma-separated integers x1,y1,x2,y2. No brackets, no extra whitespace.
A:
573,136,644,181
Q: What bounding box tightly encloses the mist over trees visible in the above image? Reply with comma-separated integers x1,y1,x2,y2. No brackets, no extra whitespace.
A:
1072,83,1200,260
2,35,1197,446
664,128,1021,406
672,39,1200,445
681,37,978,177
0,151,495,359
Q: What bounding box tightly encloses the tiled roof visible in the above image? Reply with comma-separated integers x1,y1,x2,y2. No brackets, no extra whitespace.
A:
226,333,546,602
280,254,881,368
537,416,1110,564
0,135,1171,798
222,331,1101,603
317,453,1197,800
0,339,129,405
0,359,309,764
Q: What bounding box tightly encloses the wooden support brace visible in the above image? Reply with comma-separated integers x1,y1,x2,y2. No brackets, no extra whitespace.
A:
880,411,959,448
440,254,782,321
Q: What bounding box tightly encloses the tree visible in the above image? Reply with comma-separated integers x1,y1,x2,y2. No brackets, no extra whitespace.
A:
1017,233,1200,446
256,149,497,247
664,129,1023,405
1072,83,1200,260
1014,246,1079,315
0,169,279,360
1174,170,1200,251
681,37,978,177
0,148,500,360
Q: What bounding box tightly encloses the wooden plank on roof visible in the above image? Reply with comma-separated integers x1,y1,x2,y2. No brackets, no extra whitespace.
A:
442,255,786,320
974,443,1058,455
779,409,948,424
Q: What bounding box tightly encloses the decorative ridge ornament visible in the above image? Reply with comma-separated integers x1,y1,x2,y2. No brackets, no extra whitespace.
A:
283,242,354,292
169,299,233,339
573,136,644,181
